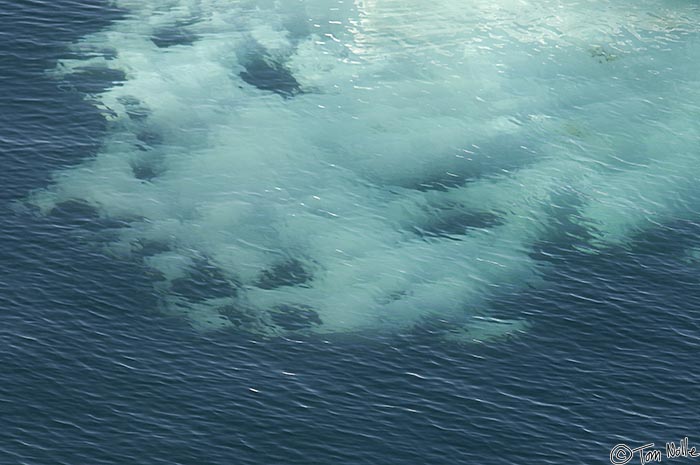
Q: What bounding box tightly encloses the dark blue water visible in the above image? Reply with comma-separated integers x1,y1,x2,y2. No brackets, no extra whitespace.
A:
4,2,700,464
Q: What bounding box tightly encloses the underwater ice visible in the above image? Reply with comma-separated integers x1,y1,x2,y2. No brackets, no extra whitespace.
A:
32,0,700,338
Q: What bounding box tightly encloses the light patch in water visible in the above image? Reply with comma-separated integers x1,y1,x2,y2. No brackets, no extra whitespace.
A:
31,0,700,338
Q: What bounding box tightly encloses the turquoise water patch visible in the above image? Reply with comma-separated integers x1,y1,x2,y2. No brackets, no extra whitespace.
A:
30,0,700,338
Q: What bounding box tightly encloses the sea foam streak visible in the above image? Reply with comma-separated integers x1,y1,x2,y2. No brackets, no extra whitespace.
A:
31,0,700,338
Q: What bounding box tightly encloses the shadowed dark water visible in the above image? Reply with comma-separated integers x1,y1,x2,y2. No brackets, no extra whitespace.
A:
3,1,700,464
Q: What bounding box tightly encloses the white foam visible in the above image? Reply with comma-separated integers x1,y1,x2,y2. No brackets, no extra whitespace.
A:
31,0,700,336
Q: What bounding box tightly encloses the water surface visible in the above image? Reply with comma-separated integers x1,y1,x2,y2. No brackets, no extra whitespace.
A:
3,1,700,464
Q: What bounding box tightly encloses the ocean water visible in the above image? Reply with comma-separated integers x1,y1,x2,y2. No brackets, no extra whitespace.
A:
3,0,700,463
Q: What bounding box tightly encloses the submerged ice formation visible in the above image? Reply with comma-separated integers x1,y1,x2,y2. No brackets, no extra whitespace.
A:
32,0,700,338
